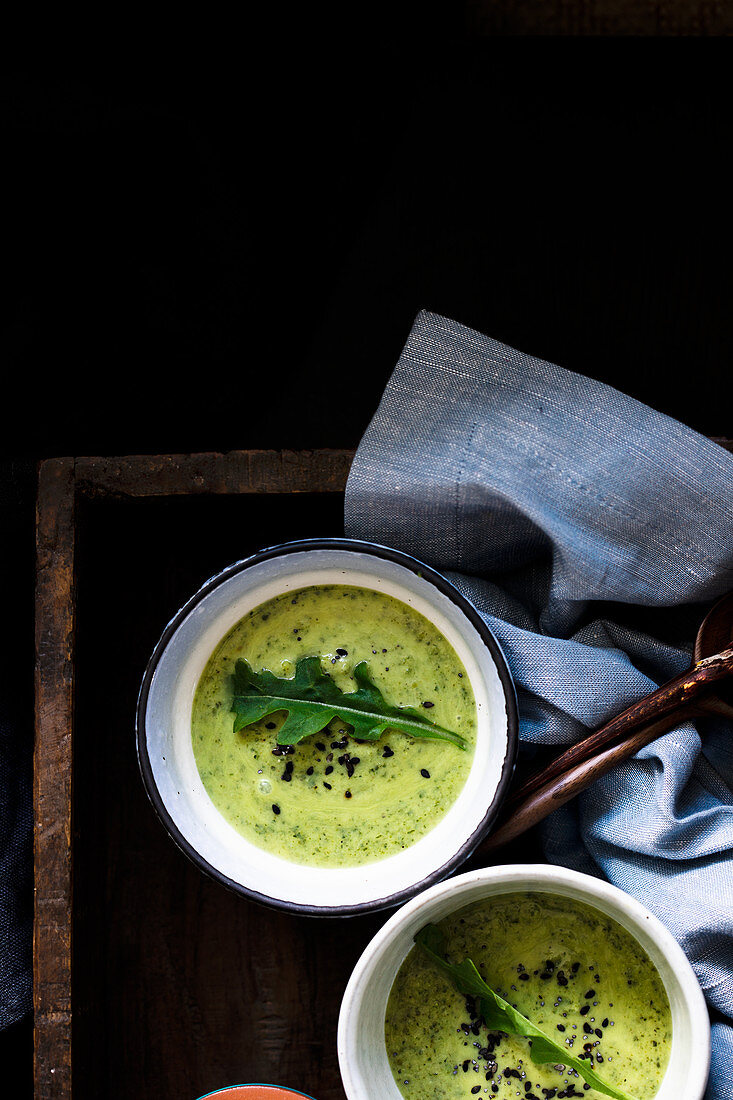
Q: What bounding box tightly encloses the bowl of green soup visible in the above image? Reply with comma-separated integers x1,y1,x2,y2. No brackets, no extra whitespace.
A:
338,864,710,1100
136,539,518,915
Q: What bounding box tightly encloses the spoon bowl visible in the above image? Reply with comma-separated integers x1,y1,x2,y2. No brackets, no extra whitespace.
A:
694,590,733,717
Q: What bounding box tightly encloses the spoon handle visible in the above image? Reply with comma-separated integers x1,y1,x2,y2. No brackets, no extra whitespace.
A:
477,704,701,856
502,645,733,811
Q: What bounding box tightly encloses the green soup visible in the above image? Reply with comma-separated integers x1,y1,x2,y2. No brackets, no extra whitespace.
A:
385,892,672,1100
191,584,477,866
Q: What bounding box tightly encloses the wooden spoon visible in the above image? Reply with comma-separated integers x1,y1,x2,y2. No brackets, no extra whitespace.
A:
475,591,733,857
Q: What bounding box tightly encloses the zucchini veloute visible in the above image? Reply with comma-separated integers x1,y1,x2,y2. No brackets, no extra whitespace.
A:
136,539,517,915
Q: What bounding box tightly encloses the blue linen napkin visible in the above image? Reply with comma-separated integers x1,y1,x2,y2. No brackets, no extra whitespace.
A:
344,310,733,1099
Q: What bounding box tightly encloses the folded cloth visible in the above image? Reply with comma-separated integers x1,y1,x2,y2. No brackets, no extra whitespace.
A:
344,310,733,1099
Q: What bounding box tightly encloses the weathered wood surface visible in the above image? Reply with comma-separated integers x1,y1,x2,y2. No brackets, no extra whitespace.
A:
74,449,355,499
463,0,733,34
34,458,76,1097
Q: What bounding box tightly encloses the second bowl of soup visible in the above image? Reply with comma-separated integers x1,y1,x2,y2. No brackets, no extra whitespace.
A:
338,864,710,1099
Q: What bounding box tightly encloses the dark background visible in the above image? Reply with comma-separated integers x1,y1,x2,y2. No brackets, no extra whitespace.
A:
5,32,733,460
4,11,732,1097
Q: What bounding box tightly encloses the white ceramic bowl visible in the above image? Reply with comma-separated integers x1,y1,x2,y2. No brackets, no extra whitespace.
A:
338,864,710,1099
136,539,518,915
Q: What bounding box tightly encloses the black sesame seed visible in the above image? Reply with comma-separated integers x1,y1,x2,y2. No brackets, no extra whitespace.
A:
325,766,333,775
594,1028,603,1038
382,746,394,758
306,767,314,776
602,1018,609,1028
272,804,280,814
584,990,595,999
519,972,530,981
579,1005,590,1016
315,742,326,751
471,1087,481,1094
345,790,352,798
281,772,292,782
422,701,434,708
336,648,348,656
420,769,431,779
323,782,332,790
556,1024,565,1032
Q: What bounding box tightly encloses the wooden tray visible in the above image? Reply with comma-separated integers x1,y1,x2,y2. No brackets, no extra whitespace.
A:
34,450,362,1099
34,444,731,1098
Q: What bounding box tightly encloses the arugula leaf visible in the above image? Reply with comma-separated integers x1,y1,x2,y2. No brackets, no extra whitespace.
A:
231,656,468,748
415,924,639,1100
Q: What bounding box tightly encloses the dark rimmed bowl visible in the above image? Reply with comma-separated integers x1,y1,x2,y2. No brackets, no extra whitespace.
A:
136,539,518,916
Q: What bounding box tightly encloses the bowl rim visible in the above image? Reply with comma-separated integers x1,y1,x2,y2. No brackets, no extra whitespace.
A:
337,862,712,1099
196,1086,317,1099
135,537,519,916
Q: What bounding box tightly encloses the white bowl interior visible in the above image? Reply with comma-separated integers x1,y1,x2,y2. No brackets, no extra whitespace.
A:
338,865,710,1100
142,547,512,909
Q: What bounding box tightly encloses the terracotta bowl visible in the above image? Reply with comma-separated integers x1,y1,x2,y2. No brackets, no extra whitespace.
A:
196,1087,316,1099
